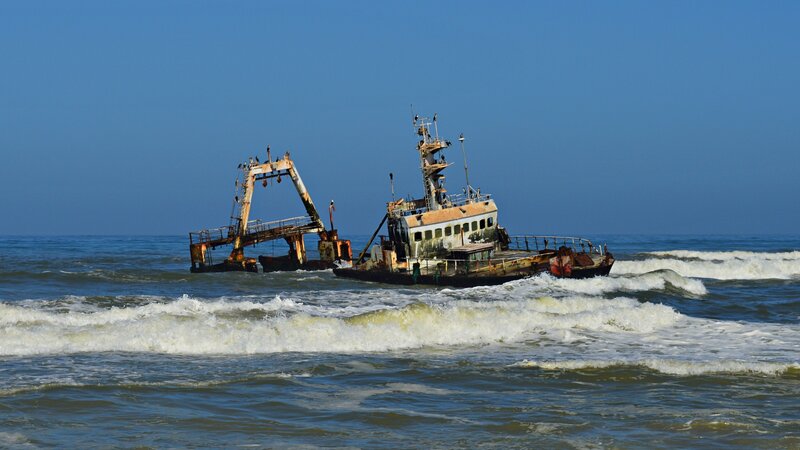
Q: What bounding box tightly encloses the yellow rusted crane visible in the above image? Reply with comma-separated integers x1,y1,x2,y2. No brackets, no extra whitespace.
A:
189,149,351,273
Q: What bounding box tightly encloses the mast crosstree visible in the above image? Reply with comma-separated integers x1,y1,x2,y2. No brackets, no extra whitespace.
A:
414,114,453,211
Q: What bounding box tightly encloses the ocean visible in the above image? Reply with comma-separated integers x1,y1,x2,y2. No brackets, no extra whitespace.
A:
0,235,798,448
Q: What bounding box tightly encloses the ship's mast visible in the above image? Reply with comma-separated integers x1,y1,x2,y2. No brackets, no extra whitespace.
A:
458,133,473,201
413,114,452,211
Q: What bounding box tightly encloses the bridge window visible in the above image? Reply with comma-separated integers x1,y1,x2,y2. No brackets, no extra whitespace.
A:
464,223,469,233
435,228,442,238
479,219,486,229
487,217,494,227
414,231,422,242
425,230,433,240
471,221,478,231
445,226,452,236
454,224,461,234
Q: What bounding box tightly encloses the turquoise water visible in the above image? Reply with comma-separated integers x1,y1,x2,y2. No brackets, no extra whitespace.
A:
1,235,798,448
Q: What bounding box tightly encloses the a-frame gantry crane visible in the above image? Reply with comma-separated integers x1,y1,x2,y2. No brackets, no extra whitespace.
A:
189,149,351,273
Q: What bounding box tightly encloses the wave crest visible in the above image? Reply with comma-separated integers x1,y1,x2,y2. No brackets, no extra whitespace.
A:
613,250,800,280
647,250,800,261
515,359,800,376
0,295,680,356
515,271,706,296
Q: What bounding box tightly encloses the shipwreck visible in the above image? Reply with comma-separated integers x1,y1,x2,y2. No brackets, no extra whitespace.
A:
189,148,351,273
333,114,614,287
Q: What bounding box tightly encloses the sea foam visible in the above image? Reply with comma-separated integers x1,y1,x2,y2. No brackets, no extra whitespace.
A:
1,291,798,379
514,271,706,296
0,295,680,356
613,250,800,280
514,359,800,376
647,250,800,261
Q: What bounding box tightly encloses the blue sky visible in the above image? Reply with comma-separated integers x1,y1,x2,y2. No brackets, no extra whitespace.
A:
1,1,798,235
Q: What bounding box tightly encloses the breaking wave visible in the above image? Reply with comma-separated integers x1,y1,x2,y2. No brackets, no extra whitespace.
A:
509,271,706,296
647,250,800,261
514,359,800,376
1,292,797,378
613,250,800,280
0,295,681,355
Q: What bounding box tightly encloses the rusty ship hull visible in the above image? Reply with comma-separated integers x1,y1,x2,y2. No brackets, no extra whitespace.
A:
335,240,615,287
334,261,613,287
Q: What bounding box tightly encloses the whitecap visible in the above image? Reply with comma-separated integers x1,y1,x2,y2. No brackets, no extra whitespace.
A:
613,252,800,280
0,295,681,355
514,359,799,376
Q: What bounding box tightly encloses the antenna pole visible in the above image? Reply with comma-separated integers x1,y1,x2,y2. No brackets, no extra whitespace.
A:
459,133,471,198
328,200,335,231
390,172,395,201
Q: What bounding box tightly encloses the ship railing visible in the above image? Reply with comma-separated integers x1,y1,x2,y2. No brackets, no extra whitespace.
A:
189,225,235,245
444,192,492,207
507,235,603,255
189,215,316,245
244,216,316,235
394,193,493,217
